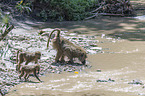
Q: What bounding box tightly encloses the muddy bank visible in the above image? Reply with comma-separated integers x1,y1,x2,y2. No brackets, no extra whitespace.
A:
0,23,105,95
5,14,145,96
7,38,145,96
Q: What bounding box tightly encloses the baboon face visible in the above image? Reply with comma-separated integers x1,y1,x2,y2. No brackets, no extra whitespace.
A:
35,52,41,59
79,53,87,64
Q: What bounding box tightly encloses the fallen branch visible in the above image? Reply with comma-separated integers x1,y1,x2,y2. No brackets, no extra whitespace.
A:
85,12,99,20
85,13,125,20
0,23,14,41
99,13,125,16
91,6,103,13
86,0,135,20
134,8,145,10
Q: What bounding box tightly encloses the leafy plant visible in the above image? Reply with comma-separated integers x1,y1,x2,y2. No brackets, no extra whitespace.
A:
32,0,98,21
0,12,10,34
15,0,32,14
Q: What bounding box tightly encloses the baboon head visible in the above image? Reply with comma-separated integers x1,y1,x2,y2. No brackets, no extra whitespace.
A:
35,64,40,74
35,51,41,59
78,53,87,65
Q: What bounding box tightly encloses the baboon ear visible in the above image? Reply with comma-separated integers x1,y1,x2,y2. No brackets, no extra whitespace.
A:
81,53,87,58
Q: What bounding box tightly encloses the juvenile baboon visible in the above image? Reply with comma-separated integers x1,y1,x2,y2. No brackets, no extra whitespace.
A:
16,50,41,71
19,64,42,82
47,28,87,64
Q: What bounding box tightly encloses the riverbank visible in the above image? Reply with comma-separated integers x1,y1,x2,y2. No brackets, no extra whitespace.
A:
2,0,145,95
6,35,145,96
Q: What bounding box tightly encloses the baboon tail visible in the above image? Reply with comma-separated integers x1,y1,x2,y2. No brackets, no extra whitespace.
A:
16,49,22,63
47,28,61,48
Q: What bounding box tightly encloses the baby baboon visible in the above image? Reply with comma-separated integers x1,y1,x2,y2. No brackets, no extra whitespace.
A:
16,50,41,71
19,64,42,82
47,28,87,64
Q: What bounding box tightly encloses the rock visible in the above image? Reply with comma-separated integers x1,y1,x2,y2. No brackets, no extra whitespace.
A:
96,69,101,72
90,44,98,47
96,78,115,82
97,79,107,82
128,79,144,85
90,47,102,50
0,68,5,71
108,78,115,82
87,49,96,54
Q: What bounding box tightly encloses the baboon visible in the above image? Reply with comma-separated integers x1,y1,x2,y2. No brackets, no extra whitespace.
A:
16,50,41,71
19,64,42,82
47,28,87,64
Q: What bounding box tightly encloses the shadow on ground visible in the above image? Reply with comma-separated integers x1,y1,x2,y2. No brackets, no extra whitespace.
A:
20,0,145,41
28,16,145,41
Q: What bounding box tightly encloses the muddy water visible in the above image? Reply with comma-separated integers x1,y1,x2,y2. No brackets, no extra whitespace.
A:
6,15,145,96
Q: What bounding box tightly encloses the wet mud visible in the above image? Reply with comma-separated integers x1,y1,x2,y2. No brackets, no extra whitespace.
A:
4,16,145,96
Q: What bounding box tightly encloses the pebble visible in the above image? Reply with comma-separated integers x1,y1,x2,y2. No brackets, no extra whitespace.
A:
97,78,115,82
128,79,144,85
96,69,101,72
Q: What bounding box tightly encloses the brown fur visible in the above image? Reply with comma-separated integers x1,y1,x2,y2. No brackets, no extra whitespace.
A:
16,50,41,72
19,64,42,82
47,28,87,64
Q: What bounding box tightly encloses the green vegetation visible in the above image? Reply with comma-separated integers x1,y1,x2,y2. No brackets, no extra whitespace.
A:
15,0,32,14
0,12,10,34
32,0,98,21
0,0,134,21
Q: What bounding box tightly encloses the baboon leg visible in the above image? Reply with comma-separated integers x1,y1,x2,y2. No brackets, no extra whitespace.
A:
68,58,74,64
24,73,28,81
19,70,24,79
33,69,42,82
18,64,22,72
82,60,86,65
55,51,62,62
68,55,74,64
60,55,65,63
26,72,30,80
66,52,74,64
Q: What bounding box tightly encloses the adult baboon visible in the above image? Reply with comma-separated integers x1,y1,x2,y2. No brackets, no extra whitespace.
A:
16,50,41,71
19,64,42,82
47,28,87,64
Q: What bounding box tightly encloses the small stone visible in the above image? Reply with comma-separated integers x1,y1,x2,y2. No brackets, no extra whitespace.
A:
96,69,101,72
108,78,115,82
96,79,107,82
128,79,144,85
51,70,55,73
